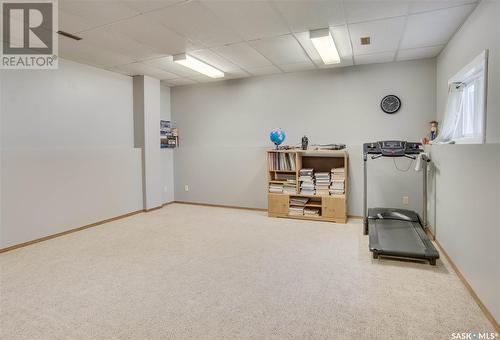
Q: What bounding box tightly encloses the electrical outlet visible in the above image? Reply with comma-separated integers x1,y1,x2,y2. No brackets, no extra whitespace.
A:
184,185,189,192
402,196,409,205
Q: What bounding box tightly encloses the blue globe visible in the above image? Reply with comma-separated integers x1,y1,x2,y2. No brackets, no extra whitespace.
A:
270,128,286,148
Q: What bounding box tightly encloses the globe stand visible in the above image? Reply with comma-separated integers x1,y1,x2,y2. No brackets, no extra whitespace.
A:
274,143,279,150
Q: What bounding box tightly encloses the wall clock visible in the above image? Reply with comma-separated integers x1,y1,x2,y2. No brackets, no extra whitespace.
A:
380,95,401,114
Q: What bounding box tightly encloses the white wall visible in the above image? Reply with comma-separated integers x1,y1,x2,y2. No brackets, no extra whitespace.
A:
0,59,143,248
1,60,134,149
432,0,500,323
160,86,175,204
171,59,436,215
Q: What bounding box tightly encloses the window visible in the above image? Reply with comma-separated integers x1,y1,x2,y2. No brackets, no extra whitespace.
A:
437,50,488,144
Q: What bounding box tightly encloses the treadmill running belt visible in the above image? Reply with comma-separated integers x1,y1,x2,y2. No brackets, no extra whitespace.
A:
370,219,426,256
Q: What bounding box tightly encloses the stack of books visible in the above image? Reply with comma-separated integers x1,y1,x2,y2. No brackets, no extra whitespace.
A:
276,173,297,194
299,168,315,195
290,197,309,206
314,172,331,196
330,167,346,195
269,183,284,193
283,179,297,194
304,207,320,216
289,206,304,216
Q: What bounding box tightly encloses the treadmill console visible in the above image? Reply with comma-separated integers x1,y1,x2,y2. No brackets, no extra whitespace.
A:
363,140,422,157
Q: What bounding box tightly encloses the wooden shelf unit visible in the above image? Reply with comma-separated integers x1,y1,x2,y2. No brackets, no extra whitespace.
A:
267,149,348,223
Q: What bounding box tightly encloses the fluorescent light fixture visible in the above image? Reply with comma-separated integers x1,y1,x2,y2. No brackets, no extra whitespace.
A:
309,29,341,65
173,53,224,78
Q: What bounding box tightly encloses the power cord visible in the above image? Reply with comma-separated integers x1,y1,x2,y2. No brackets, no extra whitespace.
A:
393,158,414,172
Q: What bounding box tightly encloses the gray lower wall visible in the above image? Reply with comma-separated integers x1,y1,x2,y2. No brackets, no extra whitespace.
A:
172,59,437,215
431,0,500,323
428,144,500,322
0,149,143,248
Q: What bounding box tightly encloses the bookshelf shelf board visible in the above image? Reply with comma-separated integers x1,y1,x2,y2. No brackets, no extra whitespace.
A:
270,214,338,223
290,202,322,208
293,193,346,199
271,170,296,173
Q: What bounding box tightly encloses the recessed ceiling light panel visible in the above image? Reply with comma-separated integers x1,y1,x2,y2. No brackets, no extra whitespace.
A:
309,29,341,65
173,54,224,78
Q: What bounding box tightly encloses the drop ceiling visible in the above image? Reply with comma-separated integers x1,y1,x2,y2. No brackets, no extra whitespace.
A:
55,0,478,87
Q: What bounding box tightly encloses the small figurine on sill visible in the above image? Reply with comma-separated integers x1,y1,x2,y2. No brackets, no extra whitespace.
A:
301,136,309,150
429,120,438,141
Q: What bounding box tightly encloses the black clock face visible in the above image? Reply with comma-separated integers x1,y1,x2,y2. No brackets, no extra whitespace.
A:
381,95,401,114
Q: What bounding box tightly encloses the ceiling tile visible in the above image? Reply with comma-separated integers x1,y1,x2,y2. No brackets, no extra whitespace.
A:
343,0,411,24
77,28,163,62
144,56,205,78
189,49,241,72
408,0,477,14
396,45,444,61
349,17,405,55
188,75,220,83
58,9,96,34
400,4,476,49
201,1,289,40
111,62,179,79
162,78,197,86
146,1,241,48
330,25,354,59
279,61,316,73
122,0,187,14
354,51,395,65
212,42,272,69
104,15,199,56
57,0,139,32
59,37,135,68
246,65,282,76
272,0,345,32
249,34,310,65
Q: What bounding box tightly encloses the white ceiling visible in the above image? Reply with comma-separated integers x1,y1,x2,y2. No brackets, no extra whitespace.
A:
55,0,478,87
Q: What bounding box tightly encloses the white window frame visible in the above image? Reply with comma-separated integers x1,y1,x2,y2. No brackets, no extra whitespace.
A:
447,50,488,144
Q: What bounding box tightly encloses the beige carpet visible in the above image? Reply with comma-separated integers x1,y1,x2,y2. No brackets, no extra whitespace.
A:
0,203,495,339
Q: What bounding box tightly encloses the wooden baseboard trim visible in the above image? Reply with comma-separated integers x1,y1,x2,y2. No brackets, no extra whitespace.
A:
175,201,365,220
144,201,175,212
174,201,267,212
426,226,499,331
0,209,144,254
0,201,176,254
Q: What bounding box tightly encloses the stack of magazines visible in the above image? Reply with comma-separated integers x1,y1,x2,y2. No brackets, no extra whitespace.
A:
289,206,304,216
299,168,315,195
304,207,320,216
269,183,284,193
315,172,330,196
330,168,345,195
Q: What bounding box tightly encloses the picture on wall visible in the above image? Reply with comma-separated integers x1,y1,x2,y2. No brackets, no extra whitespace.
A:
160,120,171,149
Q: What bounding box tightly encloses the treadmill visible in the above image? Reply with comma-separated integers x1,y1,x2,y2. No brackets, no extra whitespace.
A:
363,141,439,265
